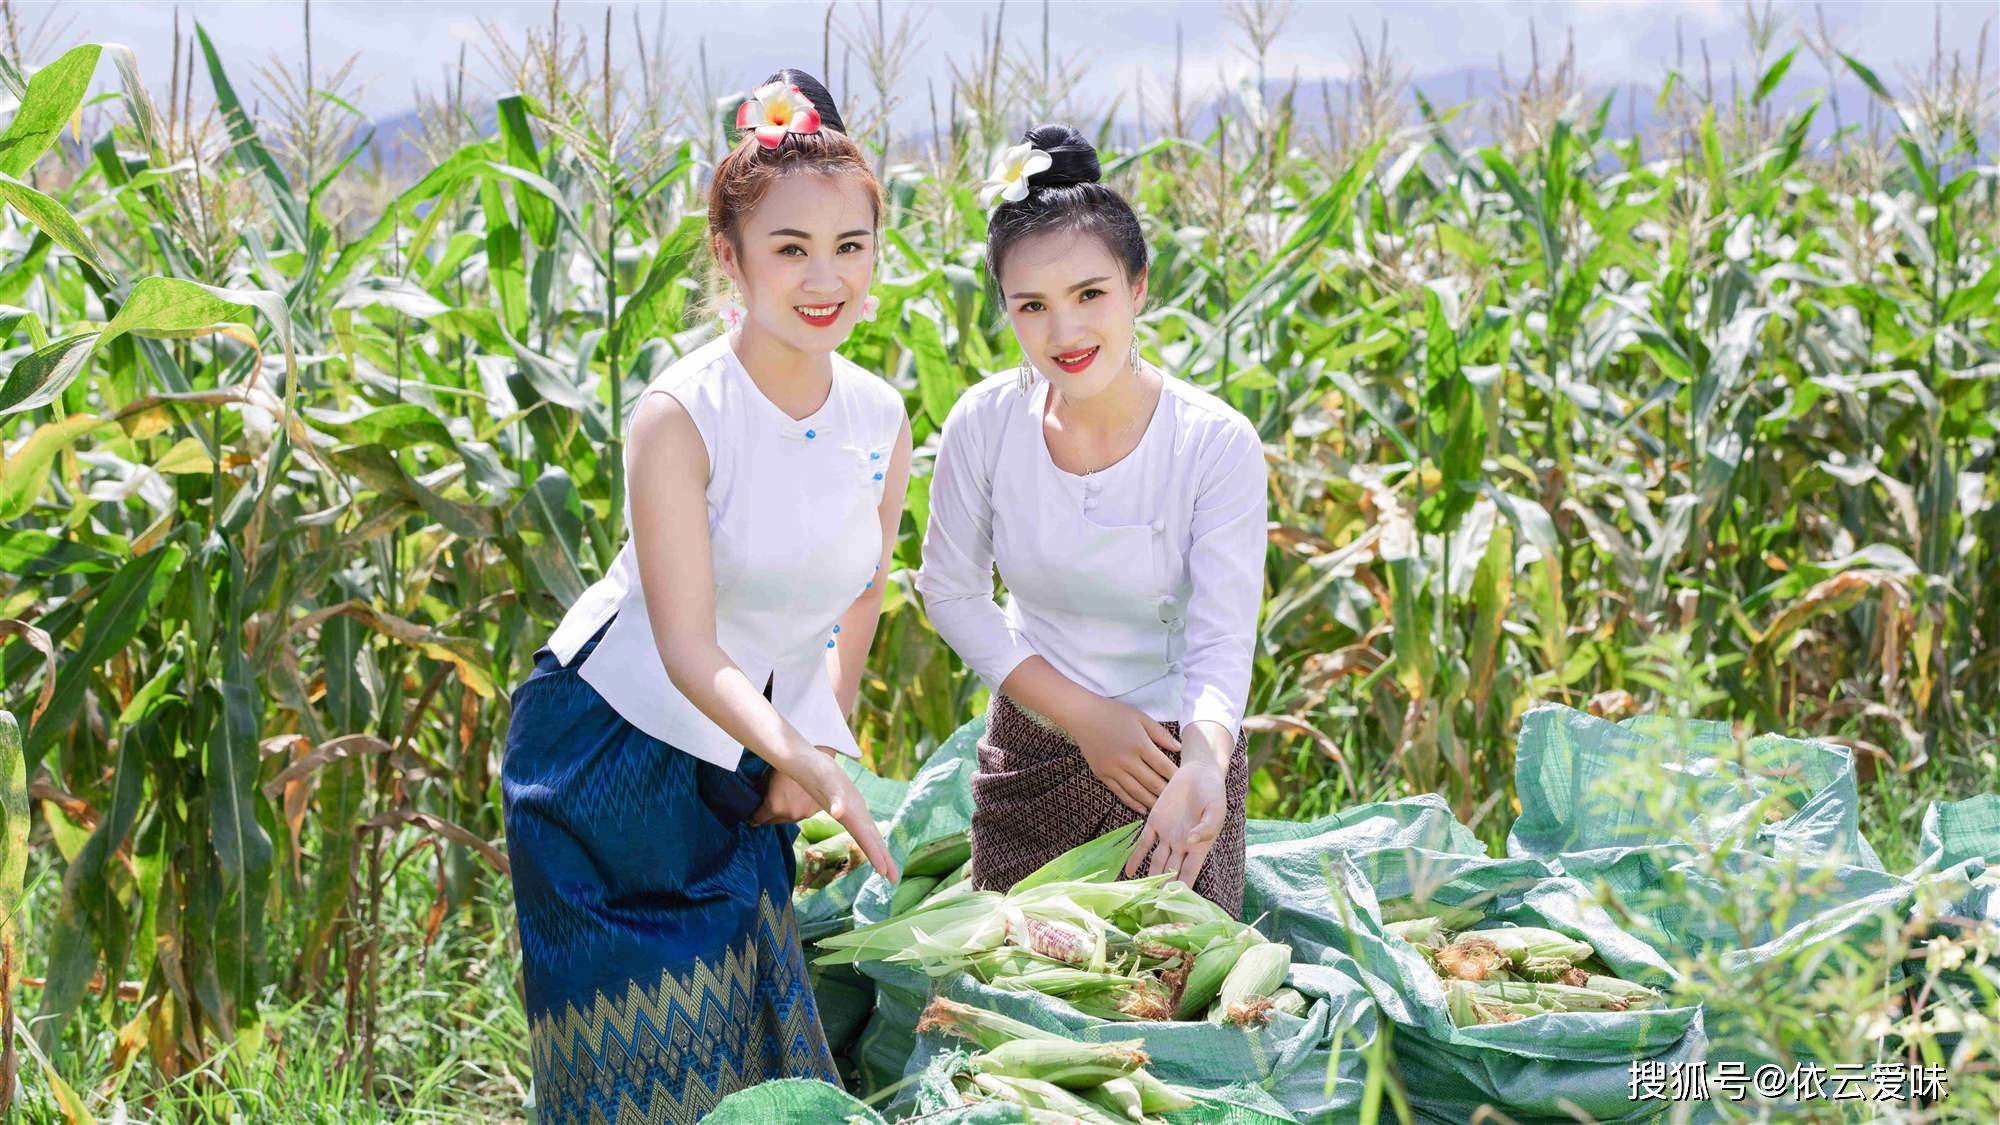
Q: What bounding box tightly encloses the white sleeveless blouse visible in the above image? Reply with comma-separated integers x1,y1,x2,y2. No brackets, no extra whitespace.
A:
545,334,906,769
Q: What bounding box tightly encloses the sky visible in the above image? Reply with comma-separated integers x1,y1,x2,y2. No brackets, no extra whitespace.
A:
11,1,1997,126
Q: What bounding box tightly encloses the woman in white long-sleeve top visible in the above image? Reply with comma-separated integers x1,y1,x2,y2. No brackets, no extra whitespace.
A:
915,124,1268,915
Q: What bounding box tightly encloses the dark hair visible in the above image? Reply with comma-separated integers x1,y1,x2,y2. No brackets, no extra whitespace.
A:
985,124,1148,289
707,69,883,256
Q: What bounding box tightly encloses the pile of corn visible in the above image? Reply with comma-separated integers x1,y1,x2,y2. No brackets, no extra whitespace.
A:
919,996,1201,1124
1379,900,1664,1026
819,830,1304,1027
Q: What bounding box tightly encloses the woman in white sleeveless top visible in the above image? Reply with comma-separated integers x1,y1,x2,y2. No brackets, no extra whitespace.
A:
917,125,1268,916
502,71,905,1124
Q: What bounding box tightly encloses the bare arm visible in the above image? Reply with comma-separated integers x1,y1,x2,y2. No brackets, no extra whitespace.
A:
626,390,896,879
827,416,914,715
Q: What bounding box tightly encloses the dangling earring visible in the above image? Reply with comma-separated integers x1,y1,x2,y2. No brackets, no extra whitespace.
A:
1015,354,1035,392
720,284,746,332
1128,338,1141,373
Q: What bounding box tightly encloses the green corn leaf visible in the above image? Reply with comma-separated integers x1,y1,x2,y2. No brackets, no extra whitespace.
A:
23,544,183,769
496,94,556,248
0,44,102,178
0,173,115,282
197,22,306,249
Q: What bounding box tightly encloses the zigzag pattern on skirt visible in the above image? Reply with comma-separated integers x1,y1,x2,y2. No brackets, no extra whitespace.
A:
528,892,837,1125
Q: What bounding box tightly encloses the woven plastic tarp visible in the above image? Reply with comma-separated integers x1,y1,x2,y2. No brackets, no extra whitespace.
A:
1507,704,1882,869
703,1078,887,1124
1245,797,1705,1125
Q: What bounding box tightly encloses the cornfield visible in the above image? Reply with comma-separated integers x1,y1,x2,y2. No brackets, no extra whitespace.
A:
0,0,1994,1119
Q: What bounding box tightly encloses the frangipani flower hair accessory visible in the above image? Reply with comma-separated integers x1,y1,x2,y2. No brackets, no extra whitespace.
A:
735,81,822,149
980,142,1053,209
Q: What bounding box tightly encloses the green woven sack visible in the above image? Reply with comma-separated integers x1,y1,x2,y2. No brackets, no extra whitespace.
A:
703,1078,887,1124
847,713,988,1094
1246,800,1706,1125
1508,704,1882,869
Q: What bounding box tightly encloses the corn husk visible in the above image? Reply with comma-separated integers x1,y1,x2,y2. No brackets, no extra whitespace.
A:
918,996,1062,1051
1384,915,1452,948
966,947,1073,983
1471,978,1635,1013
990,965,1131,999
1173,931,1253,1019
814,892,1003,965
800,831,856,888
905,830,973,879
1013,822,1143,892
1269,986,1309,1018
1580,974,1663,1009
976,1037,1148,1089
967,1071,1126,1123
1444,980,1540,1026
1473,926,1594,970
1081,1075,1148,1123
1215,941,1291,1012
798,811,844,844
1126,1067,1199,1113
889,873,943,917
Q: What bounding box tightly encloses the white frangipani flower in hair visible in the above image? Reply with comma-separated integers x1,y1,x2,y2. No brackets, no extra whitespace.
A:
980,142,1053,208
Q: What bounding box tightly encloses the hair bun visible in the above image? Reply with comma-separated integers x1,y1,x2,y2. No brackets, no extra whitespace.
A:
764,68,846,135
1022,123,1099,188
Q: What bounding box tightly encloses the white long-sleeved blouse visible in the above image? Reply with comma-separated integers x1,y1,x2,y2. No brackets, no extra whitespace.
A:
915,369,1267,738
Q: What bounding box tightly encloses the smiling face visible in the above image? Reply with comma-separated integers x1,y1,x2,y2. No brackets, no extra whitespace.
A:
998,229,1148,402
715,172,877,354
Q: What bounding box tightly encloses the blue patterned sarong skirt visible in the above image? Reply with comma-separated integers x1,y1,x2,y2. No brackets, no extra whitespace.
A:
502,625,838,1124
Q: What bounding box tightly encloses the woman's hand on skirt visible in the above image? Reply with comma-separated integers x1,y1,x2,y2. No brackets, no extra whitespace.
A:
1070,698,1181,816
1124,758,1225,886
750,763,828,826
773,748,900,883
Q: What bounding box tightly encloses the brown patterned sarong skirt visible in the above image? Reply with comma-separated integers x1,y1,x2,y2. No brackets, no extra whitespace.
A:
970,693,1250,918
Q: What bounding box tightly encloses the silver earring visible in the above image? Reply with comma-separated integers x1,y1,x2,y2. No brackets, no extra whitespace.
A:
1016,354,1035,392
1128,339,1141,372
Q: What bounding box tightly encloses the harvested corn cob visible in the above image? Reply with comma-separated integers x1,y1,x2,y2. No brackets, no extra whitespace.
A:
919,996,1059,1050
798,831,856,889
797,811,843,844
1385,915,1452,948
1082,1075,1147,1122
977,1037,1148,1089
1173,932,1254,1019
1269,986,1309,1018
890,872,942,916
1474,926,1595,976
1210,941,1291,1024
904,829,974,879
